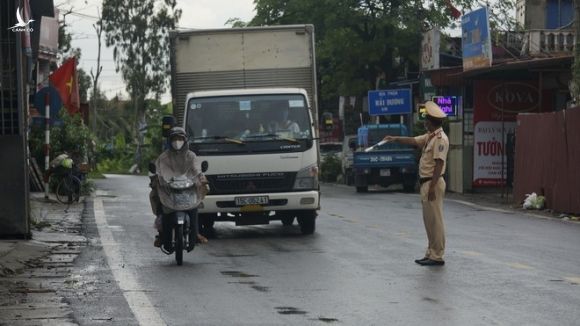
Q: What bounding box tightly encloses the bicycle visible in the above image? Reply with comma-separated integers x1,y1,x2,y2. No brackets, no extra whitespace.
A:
53,165,82,204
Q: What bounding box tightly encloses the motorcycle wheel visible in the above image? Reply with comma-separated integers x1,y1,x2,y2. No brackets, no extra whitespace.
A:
175,225,184,265
186,225,195,252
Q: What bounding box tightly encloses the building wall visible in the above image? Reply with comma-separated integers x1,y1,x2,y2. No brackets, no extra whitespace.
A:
518,0,574,30
521,0,547,29
1,0,30,238
0,137,30,237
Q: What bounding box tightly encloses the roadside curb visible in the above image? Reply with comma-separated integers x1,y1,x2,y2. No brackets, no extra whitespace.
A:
322,182,578,224
0,194,87,325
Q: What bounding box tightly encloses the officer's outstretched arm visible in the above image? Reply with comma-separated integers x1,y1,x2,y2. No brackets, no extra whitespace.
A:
383,135,418,147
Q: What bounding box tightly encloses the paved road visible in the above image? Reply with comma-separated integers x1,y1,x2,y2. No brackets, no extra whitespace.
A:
73,175,580,325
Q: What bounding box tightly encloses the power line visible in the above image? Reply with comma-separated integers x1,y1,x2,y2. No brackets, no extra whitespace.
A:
65,9,196,29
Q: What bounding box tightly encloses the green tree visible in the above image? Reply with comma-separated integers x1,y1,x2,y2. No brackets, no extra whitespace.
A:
101,0,182,167
225,17,249,28
249,0,515,102
77,68,92,103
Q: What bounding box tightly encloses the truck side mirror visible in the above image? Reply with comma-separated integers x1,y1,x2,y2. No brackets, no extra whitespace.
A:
201,161,209,173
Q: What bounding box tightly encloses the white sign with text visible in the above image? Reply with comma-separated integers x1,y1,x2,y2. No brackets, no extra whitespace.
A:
473,121,516,187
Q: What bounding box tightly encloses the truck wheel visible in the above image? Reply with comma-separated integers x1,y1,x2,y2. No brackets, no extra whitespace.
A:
281,217,295,226
345,169,354,186
403,182,416,193
356,186,368,193
199,213,216,237
297,210,316,235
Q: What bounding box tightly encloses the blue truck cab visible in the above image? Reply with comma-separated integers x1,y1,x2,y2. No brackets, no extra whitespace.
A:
353,124,417,193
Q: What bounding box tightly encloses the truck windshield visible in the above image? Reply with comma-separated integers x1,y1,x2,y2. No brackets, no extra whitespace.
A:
186,94,312,143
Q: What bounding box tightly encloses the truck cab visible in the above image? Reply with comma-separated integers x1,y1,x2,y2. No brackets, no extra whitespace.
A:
353,124,417,193
184,88,320,234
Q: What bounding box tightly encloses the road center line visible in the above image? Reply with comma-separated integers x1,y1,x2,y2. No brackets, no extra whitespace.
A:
93,197,166,326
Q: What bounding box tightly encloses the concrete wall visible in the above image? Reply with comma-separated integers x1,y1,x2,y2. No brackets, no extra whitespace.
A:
0,136,30,237
524,0,547,29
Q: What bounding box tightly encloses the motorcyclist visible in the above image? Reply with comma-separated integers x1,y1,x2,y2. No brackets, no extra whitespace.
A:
149,127,208,248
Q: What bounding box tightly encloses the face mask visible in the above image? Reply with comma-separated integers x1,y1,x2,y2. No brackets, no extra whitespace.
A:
171,140,185,150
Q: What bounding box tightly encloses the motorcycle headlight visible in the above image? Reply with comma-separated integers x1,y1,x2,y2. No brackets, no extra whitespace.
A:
171,180,195,189
293,164,319,190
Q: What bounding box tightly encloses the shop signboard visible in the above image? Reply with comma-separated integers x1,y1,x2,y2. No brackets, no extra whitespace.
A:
472,80,544,187
462,7,492,71
421,28,440,71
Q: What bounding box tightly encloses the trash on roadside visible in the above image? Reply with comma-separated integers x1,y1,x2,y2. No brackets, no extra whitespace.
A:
523,192,545,210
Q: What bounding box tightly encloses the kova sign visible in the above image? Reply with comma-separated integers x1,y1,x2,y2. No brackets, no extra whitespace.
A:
472,80,544,187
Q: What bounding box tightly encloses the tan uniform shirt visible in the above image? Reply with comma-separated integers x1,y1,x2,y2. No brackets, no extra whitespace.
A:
414,128,449,178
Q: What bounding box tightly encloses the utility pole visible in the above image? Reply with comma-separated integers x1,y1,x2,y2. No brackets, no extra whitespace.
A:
90,10,103,134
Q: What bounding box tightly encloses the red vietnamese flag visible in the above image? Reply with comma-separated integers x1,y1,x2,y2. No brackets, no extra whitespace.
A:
444,0,461,19
49,57,80,115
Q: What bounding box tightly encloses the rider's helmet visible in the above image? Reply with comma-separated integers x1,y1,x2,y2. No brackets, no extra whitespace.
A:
169,127,187,140
168,127,187,151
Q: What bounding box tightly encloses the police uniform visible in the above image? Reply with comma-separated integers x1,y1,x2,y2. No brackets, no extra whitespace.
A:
413,101,449,263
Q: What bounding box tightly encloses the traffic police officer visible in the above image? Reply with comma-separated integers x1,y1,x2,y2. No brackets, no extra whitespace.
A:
383,101,449,266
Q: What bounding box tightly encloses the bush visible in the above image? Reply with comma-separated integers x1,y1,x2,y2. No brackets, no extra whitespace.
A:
96,157,133,174
29,109,94,169
320,154,342,182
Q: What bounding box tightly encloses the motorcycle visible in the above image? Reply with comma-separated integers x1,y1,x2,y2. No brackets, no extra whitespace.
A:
149,161,208,265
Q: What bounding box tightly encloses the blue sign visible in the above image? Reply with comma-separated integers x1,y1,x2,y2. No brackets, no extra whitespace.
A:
368,89,412,116
34,86,62,118
461,7,492,70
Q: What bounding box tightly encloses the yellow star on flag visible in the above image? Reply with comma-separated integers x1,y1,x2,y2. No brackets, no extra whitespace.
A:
66,76,73,94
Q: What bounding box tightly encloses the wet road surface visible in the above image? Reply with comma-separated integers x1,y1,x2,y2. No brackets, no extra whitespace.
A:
72,175,580,325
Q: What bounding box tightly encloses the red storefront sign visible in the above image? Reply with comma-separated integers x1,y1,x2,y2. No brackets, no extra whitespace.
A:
474,80,541,122
473,80,546,187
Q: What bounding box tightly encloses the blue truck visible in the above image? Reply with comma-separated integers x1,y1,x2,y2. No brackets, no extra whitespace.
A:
353,124,417,193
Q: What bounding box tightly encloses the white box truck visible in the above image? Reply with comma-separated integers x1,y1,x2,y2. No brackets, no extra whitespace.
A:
169,25,320,234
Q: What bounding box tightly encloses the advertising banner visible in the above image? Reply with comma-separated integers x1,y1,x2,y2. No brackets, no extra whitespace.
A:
462,7,492,71
473,121,516,187
421,28,440,71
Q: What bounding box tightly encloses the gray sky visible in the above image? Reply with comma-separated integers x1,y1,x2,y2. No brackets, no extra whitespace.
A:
59,0,256,103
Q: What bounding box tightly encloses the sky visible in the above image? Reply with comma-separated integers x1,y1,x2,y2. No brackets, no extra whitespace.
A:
58,0,256,103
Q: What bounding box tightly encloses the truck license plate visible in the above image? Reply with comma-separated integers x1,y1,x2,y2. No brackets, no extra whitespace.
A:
235,196,269,206
380,169,391,177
